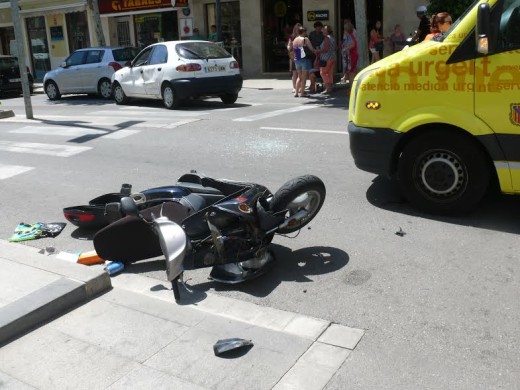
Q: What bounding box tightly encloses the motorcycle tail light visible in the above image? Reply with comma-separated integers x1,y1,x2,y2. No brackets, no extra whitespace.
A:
109,61,122,71
230,61,239,69
64,212,95,222
176,63,202,71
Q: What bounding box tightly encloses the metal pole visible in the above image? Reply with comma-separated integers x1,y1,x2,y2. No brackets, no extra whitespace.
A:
216,0,221,42
10,0,33,119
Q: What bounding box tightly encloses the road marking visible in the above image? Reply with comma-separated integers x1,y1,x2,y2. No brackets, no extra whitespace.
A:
233,105,317,122
101,130,140,139
260,126,348,135
0,164,34,179
87,110,208,118
10,126,140,140
0,141,91,157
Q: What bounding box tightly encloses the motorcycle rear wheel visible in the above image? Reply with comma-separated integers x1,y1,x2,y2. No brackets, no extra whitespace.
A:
269,175,326,234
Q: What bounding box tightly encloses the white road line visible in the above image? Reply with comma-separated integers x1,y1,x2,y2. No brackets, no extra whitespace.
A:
260,126,348,135
11,126,106,137
0,164,34,179
86,110,208,117
0,141,91,157
102,130,140,139
10,126,140,139
233,105,317,122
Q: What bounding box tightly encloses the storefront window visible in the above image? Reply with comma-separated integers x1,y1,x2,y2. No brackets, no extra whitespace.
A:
26,16,51,81
134,11,178,50
0,27,15,55
66,11,91,52
262,0,302,72
205,1,242,67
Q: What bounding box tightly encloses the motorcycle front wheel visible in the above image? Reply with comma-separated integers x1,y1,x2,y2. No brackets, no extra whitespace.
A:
269,175,326,234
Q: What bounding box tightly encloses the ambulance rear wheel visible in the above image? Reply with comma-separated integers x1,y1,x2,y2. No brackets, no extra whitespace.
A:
398,131,490,215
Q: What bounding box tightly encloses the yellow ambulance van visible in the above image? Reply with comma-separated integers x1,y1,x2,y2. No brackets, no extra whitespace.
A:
348,0,520,214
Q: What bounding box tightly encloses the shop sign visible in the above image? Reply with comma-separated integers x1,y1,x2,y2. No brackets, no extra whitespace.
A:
50,26,64,41
171,0,189,8
307,10,329,21
99,0,173,14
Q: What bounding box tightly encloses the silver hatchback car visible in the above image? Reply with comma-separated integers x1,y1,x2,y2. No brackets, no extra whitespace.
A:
43,46,139,100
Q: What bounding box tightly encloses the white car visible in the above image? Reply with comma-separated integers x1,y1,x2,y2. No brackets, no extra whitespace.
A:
43,46,139,100
111,40,242,109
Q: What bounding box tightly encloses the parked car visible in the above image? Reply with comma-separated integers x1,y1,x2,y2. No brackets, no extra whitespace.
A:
43,46,139,100
111,40,242,109
0,55,34,95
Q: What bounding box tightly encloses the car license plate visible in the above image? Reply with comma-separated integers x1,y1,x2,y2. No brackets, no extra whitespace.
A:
9,78,21,82
204,65,226,73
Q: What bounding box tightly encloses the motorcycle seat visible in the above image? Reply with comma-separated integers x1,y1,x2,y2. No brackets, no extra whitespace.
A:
176,182,223,195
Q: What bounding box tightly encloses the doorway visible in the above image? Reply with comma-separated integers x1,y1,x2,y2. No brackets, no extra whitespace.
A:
262,0,302,72
339,0,383,32
26,16,51,81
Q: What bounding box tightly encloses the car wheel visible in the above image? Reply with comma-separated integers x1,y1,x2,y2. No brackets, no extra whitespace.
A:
162,83,179,109
221,93,238,105
98,78,112,99
112,82,128,105
45,80,61,100
397,130,490,215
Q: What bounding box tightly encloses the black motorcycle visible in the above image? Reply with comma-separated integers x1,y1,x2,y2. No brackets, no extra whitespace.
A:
67,171,326,301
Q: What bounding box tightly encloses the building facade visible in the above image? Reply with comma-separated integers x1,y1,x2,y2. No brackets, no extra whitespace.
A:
0,0,429,80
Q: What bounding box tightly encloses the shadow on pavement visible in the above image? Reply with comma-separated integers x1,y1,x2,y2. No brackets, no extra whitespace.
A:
366,175,520,235
191,244,350,298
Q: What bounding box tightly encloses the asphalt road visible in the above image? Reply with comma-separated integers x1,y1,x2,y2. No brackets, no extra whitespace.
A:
1,87,519,389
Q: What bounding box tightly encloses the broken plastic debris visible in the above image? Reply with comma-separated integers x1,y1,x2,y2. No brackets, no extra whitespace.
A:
395,227,406,237
213,338,254,356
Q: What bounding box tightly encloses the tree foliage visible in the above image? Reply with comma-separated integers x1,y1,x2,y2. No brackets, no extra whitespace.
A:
428,0,475,20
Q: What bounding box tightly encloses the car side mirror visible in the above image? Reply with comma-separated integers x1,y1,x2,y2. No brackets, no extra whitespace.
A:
476,3,491,54
125,60,131,67
60,61,67,68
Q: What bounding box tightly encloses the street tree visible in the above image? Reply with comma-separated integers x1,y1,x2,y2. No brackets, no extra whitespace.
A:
428,0,474,19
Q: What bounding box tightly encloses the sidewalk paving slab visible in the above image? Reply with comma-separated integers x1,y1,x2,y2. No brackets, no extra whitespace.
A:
0,240,111,346
0,240,365,390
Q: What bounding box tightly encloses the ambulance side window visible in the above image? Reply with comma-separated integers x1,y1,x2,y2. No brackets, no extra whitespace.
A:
498,0,520,49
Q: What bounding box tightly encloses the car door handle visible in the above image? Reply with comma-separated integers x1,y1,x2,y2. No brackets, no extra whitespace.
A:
140,69,143,73
157,67,162,71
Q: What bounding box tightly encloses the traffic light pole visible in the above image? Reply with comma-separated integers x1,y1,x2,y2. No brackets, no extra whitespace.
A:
10,0,33,119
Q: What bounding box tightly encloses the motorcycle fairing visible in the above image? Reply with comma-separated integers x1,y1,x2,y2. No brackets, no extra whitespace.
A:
94,201,192,262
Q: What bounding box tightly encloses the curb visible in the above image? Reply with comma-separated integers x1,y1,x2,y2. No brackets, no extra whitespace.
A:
0,110,14,119
0,240,112,346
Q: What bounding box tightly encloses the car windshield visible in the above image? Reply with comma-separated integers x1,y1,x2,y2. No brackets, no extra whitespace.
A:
112,47,140,62
0,57,18,72
176,42,231,60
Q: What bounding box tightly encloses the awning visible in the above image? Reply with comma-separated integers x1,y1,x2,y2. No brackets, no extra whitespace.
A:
19,2,87,18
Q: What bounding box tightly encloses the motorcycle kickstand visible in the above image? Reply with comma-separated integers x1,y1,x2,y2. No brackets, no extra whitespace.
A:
172,277,181,301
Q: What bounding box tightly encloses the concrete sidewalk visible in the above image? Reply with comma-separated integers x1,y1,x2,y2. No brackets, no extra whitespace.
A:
31,76,349,94
0,239,364,390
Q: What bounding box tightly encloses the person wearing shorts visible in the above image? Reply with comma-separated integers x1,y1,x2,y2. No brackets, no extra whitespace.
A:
292,26,316,97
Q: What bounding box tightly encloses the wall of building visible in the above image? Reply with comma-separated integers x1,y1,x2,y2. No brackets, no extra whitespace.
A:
47,13,68,69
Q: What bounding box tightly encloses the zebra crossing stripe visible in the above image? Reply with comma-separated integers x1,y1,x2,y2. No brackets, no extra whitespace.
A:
0,141,91,157
10,126,139,139
0,164,34,179
233,105,317,122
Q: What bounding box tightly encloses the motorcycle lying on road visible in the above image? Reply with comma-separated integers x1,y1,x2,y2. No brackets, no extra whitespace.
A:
69,172,326,301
